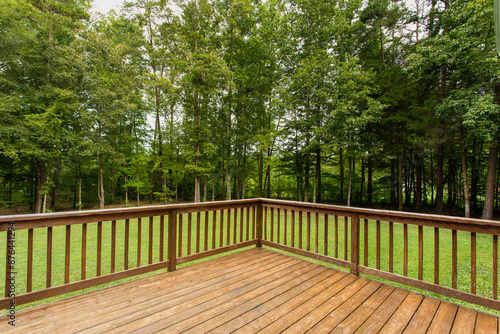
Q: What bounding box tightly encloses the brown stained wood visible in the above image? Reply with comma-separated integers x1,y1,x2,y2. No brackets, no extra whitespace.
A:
299,211,303,249
149,217,154,264
450,307,477,334
160,215,165,262
82,223,87,280
187,213,192,256
184,265,335,334
65,225,71,284
389,221,394,273
270,207,274,242
124,220,129,270
14,249,267,323
494,235,498,300
226,209,231,246
402,297,440,334
277,208,281,244
307,211,311,252
27,228,33,292
281,277,373,334
344,216,349,261
204,212,209,252
217,271,350,334
379,293,424,334
324,214,328,256
427,301,458,333
404,223,408,277
196,213,201,254
97,222,102,276
232,209,237,245
256,205,262,247
364,219,368,267
315,212,319,253
264,206,268,240
168,212,177,272
291,210,295,248
178,214,183,257
111,220,116,273
5,230,12,298
331,284,395,334
252,206,256,240
453,229,458,289
471,232,477,294
475,311,498,333
46,226,52,288
335,215,339,258
351,214,360,276
376,220,381,270
212,210,217,250
354,288,410,334
177,240,259,265
284,209,288,245
246,207,250,241
435,227,439,284
240,208,244,243
137,218,142,268
419,225,423,280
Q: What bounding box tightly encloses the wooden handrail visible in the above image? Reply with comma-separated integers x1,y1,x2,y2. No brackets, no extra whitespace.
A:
2,198,500,311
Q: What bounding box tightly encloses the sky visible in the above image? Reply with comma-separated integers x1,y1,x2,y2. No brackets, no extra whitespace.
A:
92,0,124,14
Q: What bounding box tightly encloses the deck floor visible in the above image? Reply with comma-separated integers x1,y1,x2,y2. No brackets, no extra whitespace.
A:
3,248,499,333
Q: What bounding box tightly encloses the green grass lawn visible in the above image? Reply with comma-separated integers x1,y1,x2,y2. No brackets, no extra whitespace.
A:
1,207,498,316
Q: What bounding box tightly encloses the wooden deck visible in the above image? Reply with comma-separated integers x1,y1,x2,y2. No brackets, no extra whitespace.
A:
3,248,499,333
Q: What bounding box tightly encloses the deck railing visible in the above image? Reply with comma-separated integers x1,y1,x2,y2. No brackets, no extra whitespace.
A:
1,198,500,311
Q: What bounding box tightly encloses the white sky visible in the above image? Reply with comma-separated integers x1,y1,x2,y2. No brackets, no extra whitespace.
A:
92,0,124,14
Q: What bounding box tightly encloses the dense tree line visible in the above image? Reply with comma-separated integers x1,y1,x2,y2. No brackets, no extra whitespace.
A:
0,0,499,219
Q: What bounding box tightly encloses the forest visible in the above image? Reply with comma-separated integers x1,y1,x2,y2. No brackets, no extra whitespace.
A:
0,0,498,219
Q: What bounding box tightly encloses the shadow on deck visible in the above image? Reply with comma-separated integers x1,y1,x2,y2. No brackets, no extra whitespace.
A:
3,248,499,333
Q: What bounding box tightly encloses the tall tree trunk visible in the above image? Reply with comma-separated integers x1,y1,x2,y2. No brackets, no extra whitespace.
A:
339,148,344,204
78,171,82,211
347,155,353,207
415,154,423,212
360,158,365,206
125,174,128,204
314,148,321,203
390,159,396,209
98,154,104,210
304,152,310,202
367,155,373,206
398,156,403,211
460,131,470,218
203,176,207,202
483,140,498,220
436,144,444,214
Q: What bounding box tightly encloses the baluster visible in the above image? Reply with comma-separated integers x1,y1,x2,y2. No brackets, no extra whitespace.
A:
65,225,71,283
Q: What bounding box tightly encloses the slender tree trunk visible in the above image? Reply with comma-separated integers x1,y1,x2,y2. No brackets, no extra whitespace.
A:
314,148,321,203
367,155,373,206
360,158,365,206
203,176,207,202
415,154,422,212
398,156,403,211
78,172,82,211
483,140,498,220
460,131,470,218
304,152,310,202
347,155,353,207
436,144,444,214
391,159,396,209
125,174,128,204
339,148,344,204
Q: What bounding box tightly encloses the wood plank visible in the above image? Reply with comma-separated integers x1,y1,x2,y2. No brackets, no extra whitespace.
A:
335,215,338,258
377,220,381,269
149,216,154,263
307,211,310,251
211,271,349,334
379,292,424,333
427,301,459,333
435,227,439,284
306,280,382,333
99,258,316,333
418,224,423,280
299,210,303,249
178,214,183,257
212,210,216,249
65,225,71,284
16,250,283,331
364,218,368,266
494,235,498,300
270,207,274,243
280,277,371,333
402,297,441,334
404,223,408,276
97,221,102,276
187,213,192,256
277,208,281,244
291,210,295,247
204,211,209,252
284,209,288,245
354,288,410,333
331,284,395,333
111,220,116,273
475,311,498,333
240,207,244,242
324,214,328,256
46,226,52,288
124,219,129,270
27,228,33,292
453,229,458,289
344,216,348,260
471,232,477,294
315,212,319,253
136,218,141,267
186,265,336,333
196,212,201,254
450,307,477,334
159,215,164,261
389,221,394,273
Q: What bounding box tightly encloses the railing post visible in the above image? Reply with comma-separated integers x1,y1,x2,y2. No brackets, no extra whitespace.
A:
350,213,360,276
168,210,177,272
256,203,263,247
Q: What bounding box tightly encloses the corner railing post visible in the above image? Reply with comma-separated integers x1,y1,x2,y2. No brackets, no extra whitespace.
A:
168,209,177,272
256,202,263,247
350,213,360,276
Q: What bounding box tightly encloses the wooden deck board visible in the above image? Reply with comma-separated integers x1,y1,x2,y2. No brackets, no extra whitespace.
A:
2,248,498,334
